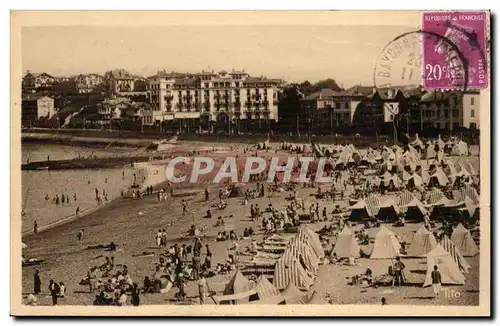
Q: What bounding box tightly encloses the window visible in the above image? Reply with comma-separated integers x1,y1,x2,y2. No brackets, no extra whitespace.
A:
335,103,341,109
345,102,349,109
204,83,209,88
471,97,475,105
471,109,475,117
470,122,477,129
452,110,459,118
444,110,449,118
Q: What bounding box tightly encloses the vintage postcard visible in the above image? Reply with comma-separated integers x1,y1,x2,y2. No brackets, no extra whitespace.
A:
11,10,491,316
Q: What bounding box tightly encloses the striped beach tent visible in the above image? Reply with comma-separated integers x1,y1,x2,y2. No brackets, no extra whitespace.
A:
297,226,324,259
253,275,281,299
423,188,449,206
366,193,381,216
440,235,471,274
273,254,314,291
458,185,480,205
398,191,415,209
285,239,320,275
423,244,465,287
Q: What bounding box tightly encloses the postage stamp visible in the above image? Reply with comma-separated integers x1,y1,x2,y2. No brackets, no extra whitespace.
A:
422,11,489,90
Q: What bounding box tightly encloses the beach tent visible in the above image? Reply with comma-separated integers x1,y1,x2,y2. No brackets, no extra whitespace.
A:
228,183,246,198
429,169,449,187
423,244,465,287
370,226,401,259
333,226,361,259
451,141,469,156
464,162,478,176
348,199,373,221
407,173,424,188
411,134,425,150
281,282,308,304
307,291,326,304
458,185,480,205
376,199,401,222
252,275,281,299
457,197,480,220
297,226,325,259
450,223,479,257
424,145,436,159
440,235,471,274
284,240,320,275
423,188,449,206
406,226,438,257
443,161,458,177
273,254,314,291
223,270,253,300
403,198,428,222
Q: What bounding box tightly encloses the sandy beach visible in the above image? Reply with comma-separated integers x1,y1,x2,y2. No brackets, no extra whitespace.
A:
20,140,480,306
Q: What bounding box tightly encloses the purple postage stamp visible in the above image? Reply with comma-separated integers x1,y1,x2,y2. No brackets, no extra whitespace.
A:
422,11,488,90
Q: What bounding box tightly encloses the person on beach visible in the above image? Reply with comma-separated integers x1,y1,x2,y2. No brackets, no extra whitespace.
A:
431,265,442,298
118,289,128,306
33,269,41,294
73,193,77,201
88,267,97,293
392,257,405,287
58,282,66,298
198,276,207,305
161,229,167,247
205,188,209,201
131,283,140,306
61,194,65,204
33,221,38,235
48,280,59,306
182,199,188,216
55,195,60,205
95,188,99,200
76,206,80,216
156,229,162,247
78,229,84,242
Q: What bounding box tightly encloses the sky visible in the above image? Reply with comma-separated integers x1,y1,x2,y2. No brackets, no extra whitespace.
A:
22,24,417,87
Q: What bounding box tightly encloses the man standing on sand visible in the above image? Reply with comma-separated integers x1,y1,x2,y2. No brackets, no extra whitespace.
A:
48,279,59,306
33,221,38,235
33,269,41,294
205,188,209,201
431,265,442,298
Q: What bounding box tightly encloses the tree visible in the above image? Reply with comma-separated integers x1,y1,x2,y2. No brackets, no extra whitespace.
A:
313,78,342,92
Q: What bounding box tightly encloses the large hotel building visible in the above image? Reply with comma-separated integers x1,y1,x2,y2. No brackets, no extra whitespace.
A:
144,69,281,132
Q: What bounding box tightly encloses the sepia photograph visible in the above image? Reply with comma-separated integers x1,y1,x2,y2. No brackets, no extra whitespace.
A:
10,10,491,316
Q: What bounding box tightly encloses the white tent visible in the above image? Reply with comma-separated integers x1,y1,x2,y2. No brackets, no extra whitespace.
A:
370,226,401,259
429,169,449,187
440,235,471,274
423,244,465,287
451,223,479,257
451,141,469,156
406,226,438,257
333,226,361,259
